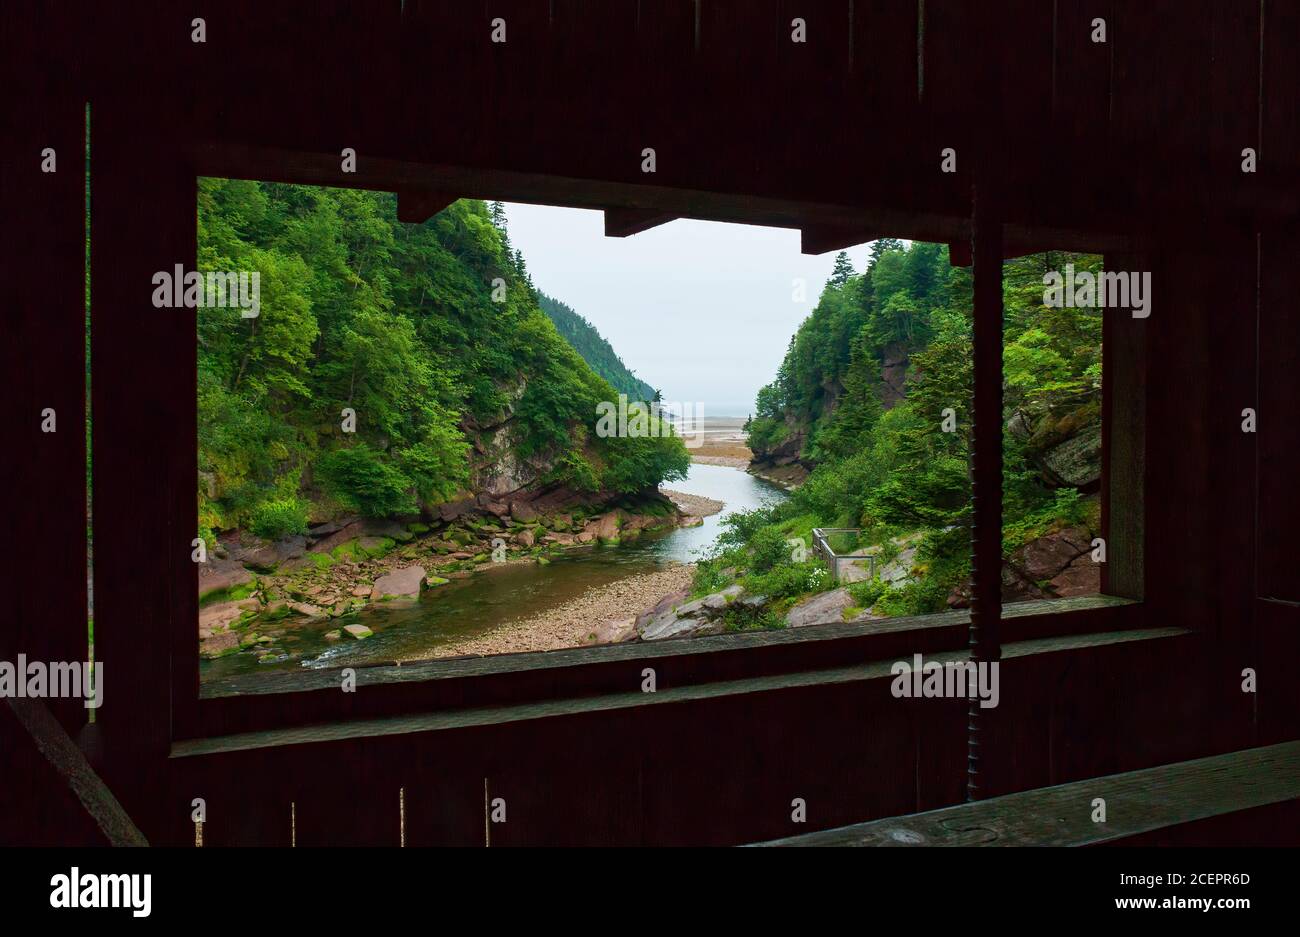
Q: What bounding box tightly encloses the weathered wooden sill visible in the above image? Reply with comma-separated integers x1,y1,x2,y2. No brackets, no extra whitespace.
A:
177,603,1169,760
200,593,1139,701
755,740,1300,847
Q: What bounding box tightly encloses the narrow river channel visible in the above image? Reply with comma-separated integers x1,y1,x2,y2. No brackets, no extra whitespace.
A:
200,463,788,681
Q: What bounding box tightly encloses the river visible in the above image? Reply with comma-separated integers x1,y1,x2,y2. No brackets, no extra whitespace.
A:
200,462,787,681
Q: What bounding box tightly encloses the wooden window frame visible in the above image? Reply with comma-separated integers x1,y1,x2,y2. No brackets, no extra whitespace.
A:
91,139,1146,750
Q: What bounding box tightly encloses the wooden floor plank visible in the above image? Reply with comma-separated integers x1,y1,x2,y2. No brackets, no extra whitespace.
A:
757,741,1300,846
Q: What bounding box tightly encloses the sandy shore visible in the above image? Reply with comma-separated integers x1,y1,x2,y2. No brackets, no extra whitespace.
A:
682,415,754,467
690,454,749,468
399,564,695,660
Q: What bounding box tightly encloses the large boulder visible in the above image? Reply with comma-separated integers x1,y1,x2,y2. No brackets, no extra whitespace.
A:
592,512,622,544
199,630,240,659
635,587,689,630
585,617,637,645
363,518,413,542
199,598,258,633
510,500,540,522
198,557,253,600
307,517,359,538
1040,423,1103,489
785,587,882,628
222,532,306,570
1008,522,1092,582
1049,553,1101,596
437,498,477,523
308,520,367,555
482,499,511,519
370,565,427,600
636,585,742,641
1013,526,1090,580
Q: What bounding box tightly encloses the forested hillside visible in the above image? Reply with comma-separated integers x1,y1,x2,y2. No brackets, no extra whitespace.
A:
196,181,688,543
703,242,1104,620
538,292,655,402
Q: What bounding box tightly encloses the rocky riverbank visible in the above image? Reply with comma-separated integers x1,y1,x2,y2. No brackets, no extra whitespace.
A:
197,494,692,661
397,564,696,659
661,489,724,520
747,461,808,489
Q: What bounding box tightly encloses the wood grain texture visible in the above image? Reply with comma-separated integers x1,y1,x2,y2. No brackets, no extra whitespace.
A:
758,740,1300,846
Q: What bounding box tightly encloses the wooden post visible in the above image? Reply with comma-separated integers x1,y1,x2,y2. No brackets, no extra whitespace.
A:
967,160,1004,803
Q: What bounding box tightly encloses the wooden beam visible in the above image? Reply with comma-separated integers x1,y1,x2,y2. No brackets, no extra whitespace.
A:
396,190,457,224
604,208,676,238
801,225,878,255
5,700,148,846
188,143,979,243
950,226,1133,266
758,741,1300,846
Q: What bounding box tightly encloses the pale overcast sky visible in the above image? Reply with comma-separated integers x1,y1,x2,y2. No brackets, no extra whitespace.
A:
504,202,877,417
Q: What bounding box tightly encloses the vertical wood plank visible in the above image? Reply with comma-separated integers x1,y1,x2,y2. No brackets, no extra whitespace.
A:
91,92,196,839
1,0,90,732
1100,250,1146,600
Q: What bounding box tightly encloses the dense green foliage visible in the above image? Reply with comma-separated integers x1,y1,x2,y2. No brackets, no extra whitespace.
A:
537,292,655,402
197,182,688,537
713,244,1103,617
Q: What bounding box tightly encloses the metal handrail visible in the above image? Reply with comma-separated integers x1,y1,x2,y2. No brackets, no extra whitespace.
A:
812,528,878,581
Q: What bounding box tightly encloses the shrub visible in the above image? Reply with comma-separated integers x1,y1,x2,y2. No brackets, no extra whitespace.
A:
691,557,737,597
248,497,309,540
743,561,831,600
315,444,417,517
748,525,790,573
848,577,889,610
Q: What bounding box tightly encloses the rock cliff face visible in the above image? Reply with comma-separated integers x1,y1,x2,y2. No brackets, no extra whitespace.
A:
1009,401,1103,492
879,340,910,410
438,376,640,517
946,523,1101,609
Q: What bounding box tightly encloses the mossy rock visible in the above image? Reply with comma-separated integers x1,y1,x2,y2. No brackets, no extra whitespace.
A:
238,632,261,649
199,579,257,607
408,522,430,535
330,539,364,561
536,556,551,566
425,575,450,587
307,552,335,569
357,536,396,558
